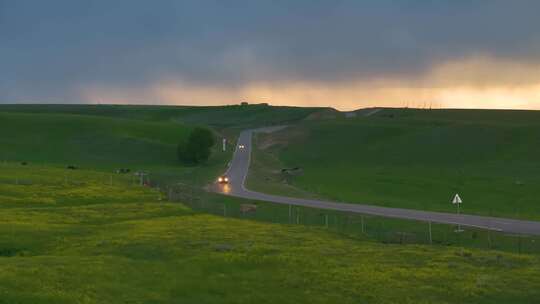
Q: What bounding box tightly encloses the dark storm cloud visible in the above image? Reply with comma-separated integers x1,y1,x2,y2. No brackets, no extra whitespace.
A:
1,0,540,103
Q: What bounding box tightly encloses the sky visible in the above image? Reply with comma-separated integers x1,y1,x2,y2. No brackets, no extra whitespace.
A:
2,0,540,110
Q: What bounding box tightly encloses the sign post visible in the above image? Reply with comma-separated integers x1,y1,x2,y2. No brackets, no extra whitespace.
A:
452,193,464,232
222,138,227,152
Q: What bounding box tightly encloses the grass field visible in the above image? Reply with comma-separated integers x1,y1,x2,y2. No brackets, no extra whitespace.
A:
1,163,540,303
0,104,327,186
0,111,232,187
250,108,540,221
0,112,191,167
181,189,540,255
0,104,326,130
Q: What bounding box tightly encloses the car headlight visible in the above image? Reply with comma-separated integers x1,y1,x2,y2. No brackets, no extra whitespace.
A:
224,177,229,182
218,177,223,182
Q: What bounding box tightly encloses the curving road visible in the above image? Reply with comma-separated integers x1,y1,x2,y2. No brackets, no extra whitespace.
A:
213,127,540,236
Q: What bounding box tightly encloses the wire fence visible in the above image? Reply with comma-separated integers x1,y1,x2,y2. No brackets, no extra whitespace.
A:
2,160,538,256
168,183,540,255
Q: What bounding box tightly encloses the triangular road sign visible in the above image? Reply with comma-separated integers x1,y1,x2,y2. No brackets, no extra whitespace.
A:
452,193,462,204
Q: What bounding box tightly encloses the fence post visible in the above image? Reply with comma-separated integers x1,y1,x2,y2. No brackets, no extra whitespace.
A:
324,214,328,228
428,221,432,245
289,205,292,223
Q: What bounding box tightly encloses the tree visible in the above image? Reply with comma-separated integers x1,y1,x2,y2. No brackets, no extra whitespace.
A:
177,127,216,164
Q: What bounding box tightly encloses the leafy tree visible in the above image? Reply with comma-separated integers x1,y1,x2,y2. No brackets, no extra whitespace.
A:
177,127,216,164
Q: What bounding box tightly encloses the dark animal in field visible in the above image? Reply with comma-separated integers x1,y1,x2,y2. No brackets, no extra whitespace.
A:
281,167,303,175
67,165,78,170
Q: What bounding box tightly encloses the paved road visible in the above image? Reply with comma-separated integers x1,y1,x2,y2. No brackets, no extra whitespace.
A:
213,127,540,236
364,108,383,117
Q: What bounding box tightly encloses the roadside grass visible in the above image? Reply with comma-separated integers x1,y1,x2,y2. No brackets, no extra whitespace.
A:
1,165,540,303
246,135,321,199
181,190,540,255
250,108,540,221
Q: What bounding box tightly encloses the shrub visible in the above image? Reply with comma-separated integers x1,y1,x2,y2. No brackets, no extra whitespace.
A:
177,127,216,164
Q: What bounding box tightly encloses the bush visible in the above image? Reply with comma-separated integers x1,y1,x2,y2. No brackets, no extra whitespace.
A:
177,127,216,164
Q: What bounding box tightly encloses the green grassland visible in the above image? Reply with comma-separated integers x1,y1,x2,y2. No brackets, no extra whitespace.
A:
0,104,327,186
2,105,540,302
184,190,540,255
0,112,191,167
250,108,540,220
0,111,231,186
0,104,326,130
1,163,540,303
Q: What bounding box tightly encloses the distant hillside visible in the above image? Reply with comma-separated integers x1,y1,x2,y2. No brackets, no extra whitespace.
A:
0,104,333,186
0,112,190,168
0,104,328,129
251,108,540,220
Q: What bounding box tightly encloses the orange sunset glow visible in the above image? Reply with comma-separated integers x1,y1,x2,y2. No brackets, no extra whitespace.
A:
81,56,540,111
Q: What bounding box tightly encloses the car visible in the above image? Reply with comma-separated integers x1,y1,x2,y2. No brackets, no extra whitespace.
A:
238,144,245,149
217,175,229,184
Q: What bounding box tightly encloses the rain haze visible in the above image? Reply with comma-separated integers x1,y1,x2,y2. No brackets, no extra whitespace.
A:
2,0,540,110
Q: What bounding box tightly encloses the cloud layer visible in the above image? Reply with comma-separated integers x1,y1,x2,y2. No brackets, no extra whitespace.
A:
2,0,540,109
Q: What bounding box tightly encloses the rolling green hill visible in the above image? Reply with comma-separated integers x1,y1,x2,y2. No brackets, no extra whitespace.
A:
0,112,190,167
0,111,232,186
1,164,538,303
250,108,540,220
0,104,327,129
0,104,331,185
